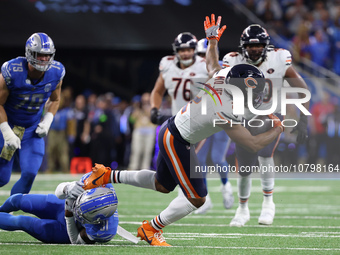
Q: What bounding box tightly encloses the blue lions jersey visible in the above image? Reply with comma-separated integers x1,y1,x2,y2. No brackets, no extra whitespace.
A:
80,173,119,242
1,57,65,128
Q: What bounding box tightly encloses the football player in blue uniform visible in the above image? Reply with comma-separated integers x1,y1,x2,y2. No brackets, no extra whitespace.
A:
0,173,119,244
0,33,65,195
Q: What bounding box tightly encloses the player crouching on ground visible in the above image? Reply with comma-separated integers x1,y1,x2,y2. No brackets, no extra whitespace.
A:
0,175,118,244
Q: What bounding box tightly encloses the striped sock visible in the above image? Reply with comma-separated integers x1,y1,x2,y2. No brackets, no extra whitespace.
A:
239,197,249,208
151,215,166,231
263,189,273,203
263,189,273,197
111,170,121,183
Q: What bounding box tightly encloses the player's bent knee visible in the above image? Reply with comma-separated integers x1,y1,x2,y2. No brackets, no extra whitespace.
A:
188,197,206,208
154,180,170,193
0,176,10,187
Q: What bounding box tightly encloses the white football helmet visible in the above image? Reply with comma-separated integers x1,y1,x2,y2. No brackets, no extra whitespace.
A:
74,187,118,224
25,32,56,72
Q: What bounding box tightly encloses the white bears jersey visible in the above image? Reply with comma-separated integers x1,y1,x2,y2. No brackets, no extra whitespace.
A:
160,55,209,115
222,48,292,117
175,67,243,144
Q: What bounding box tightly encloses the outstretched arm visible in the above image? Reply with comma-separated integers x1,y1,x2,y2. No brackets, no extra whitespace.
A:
285,66,310,144
217,115,283,153
204,14,226,78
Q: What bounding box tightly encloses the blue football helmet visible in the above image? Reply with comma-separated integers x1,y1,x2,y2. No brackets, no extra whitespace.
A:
74,187,118,224
239,24,270,65
226,63,265,109
25,32,56,72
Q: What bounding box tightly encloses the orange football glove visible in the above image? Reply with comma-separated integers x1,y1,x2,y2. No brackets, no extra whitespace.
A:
204,14,227,41
83,163,112,190
268,114,284,132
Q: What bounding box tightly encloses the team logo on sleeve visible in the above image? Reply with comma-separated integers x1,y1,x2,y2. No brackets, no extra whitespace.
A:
44,83,52,92
267,68,275,74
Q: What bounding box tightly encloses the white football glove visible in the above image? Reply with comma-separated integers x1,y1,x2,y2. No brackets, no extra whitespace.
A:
64,181,85,199
35,112,54,138
65,197,76,212
0,122,21,150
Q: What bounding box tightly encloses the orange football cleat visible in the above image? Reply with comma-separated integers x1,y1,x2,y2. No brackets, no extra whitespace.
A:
137,220,171,246
83,163,112,190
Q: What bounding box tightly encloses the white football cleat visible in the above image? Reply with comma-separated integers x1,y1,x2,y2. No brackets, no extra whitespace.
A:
194,193,213,214
258,201,275,225
229,206,250,227
221,182,234,209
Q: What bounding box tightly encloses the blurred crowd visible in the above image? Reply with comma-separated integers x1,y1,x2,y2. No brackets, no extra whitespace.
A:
243,0,340,73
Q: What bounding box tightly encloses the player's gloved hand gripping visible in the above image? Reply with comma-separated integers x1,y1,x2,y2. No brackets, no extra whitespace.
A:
83,163,112,190
35,112,54,137
64,181,85,199
291,115,308,144
204,14,227,41
150,107,160,125
0,122,21,150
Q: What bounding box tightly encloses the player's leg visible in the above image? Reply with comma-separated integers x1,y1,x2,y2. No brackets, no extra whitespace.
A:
230,145,257,227
140,132,156,169
210,131,234,209
11,136,44,195
257,144,280,225
0,212,70,243
194,138,213,214
0,193,65,221
136,122,205,246
256,114,282,225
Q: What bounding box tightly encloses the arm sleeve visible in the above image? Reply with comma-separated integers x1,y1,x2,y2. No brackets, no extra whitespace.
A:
65,216,82,244
55,182,71,199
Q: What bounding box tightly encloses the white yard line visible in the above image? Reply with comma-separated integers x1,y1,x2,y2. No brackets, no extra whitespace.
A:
119,221,340,229
0,243,339,251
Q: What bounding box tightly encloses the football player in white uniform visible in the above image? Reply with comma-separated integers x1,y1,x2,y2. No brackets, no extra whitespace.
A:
150,33,234,214
150,32,207,120
82,63,284,246
204,14,310,226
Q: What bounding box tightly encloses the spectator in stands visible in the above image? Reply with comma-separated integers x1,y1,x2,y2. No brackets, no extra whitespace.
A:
291,22,311,63
308,91,335,165
46,87,74,173
285,0,309,36
88,95,120,167
305,29,331,69
322,99,340,165
128,93,157,170
71,94,90,158
330,6,340,75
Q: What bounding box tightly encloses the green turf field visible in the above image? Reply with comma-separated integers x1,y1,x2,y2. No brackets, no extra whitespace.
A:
0,173,339,255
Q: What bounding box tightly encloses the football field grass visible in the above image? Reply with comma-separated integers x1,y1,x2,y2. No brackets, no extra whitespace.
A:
0,173,339,254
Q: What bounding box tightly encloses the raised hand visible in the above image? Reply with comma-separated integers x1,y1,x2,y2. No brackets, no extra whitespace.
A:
204,14,226,41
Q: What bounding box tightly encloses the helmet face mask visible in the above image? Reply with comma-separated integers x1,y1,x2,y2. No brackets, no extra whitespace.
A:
226,64,266,109
74,187,118,225
239,24,270,65
25,33,56,72
172,32,198,66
